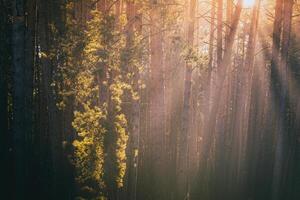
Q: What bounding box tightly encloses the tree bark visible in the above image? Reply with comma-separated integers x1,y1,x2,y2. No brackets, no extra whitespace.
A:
12,0,34,198
272,1,293,199
0,1,13,198
149,2,166,199
217,0,223,66
177,0,197,199
201,0,243,167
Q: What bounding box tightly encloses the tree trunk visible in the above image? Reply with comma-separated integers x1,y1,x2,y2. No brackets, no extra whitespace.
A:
177,0,197,198
217,0,223,66
38,0,64,198
243,1,261,199
12,0,34,198
149,2,166,199
124,1,140,200
0,1,13,198
201,0,243,167
272,1,293,199
202,0,215,141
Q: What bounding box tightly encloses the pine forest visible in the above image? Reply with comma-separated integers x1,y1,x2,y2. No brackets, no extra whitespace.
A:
1,0,300,199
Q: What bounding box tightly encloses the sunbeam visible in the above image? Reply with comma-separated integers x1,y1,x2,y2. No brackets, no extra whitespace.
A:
3,0,300,199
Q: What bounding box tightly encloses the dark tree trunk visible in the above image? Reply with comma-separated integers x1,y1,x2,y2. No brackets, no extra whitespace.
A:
0,1,13,198
38,0,65,198
12,0,34,198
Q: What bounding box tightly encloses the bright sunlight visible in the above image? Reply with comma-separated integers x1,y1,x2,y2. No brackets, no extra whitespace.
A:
4,0,300,199
244,0,255,7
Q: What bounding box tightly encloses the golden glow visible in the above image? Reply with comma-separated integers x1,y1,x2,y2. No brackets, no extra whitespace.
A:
244,0,255,7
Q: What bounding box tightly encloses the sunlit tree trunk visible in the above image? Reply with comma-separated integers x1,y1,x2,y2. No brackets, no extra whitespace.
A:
124,1,140,200
206,0,215,113
243,0,261,140
149,1,166,199
243,0,260,197
215,0,234,196
272,1,293,199
198,3,215,198
243,2,262,199
216,0,223,66
164,3,178,197
202,0,243,169
225,0,232,46
177,0,197,199
136,8,150,198
230,22,246,197
166,29,185,200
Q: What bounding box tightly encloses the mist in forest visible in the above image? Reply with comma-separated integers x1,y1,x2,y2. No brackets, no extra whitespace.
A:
1,0,300,200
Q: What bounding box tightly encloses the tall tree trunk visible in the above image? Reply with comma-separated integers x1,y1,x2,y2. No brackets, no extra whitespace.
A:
12,0,34,198
38,0,63,198
242,0,261,140
225,0,232,47
201,0,243,168
206,0,215,112
177,0,197,199
214,0,234,197
272,1,293,199
25,0,38,197
202,0,215,142
269,0,283,199
243,2,262,198
196,0,215,198
124,1,140,200
0,1,12,198
149,2,166,199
